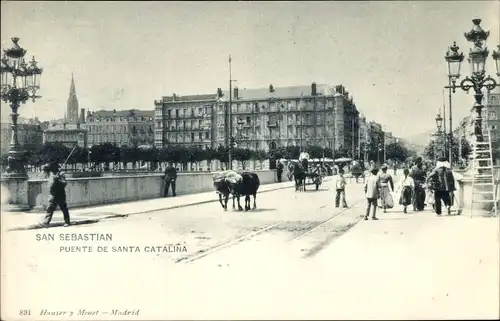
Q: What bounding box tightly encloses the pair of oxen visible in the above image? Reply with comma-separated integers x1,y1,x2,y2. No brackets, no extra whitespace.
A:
212,170,260,211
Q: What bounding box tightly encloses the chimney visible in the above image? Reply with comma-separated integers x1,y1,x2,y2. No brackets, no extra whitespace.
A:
63,122,67,129
217,88,223,98
76,122,80,130
269,84,274,93
172,93,176,101
233,87,238,99
311,82,317,96
80,108,85,123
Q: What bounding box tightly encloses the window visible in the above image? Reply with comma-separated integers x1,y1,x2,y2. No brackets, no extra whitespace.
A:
167,110,171,119
198,132,202,140
175,109,179,118
205,132,209,139
246,116,251,124
488,111,497,120
191,108,195,117
198,120,203,128
191,133,194,141
198,107,203,115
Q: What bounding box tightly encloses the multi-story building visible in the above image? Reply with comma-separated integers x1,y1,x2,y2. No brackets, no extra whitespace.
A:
216,83,360,153
1,120,47,153
485,91,500,140
43,122,88,148
153,93,217,149
86,109,155,147
368,121,385,162
153,83,362,154
358,115,369,161
456,90,500,149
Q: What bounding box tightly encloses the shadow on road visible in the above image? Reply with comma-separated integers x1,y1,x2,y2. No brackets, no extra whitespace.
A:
8,219,102,232
248,208,276,213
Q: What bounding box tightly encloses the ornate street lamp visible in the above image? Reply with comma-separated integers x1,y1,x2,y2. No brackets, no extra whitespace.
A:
435,113,443,132
435,113,444,158
444,19,499,143
445,42,465,91
492,45,500,77
1,37,43,179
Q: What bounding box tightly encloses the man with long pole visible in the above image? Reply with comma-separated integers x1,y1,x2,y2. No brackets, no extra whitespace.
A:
228,55,233,170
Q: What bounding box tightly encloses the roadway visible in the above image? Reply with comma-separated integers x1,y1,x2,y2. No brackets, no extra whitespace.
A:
2,174,498,320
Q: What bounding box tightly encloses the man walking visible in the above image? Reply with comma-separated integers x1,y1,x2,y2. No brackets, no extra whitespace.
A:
428,157,456,216
41,162,71,227
276,160,284,183
410,158,426,211
335,169,348,208
164,164,177,197
364,168,380,220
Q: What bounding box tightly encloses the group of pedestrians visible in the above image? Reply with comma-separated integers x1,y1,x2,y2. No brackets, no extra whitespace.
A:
362,156,457,220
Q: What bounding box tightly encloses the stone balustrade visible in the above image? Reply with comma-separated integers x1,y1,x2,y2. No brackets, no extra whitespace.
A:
15,170,276,211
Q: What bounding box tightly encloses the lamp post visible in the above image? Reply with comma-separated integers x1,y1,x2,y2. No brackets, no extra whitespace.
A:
444,19,500,144
492,45,500,77
445,41,464,167
1,37,43,180
435,113,444,159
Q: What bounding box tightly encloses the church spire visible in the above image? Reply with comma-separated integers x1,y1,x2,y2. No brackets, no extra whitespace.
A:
67,73,79,122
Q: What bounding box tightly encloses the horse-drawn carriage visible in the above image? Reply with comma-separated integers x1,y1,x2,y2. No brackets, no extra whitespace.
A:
287,160,324,191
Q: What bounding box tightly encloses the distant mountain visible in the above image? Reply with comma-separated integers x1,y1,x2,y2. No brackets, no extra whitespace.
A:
403,130,434,146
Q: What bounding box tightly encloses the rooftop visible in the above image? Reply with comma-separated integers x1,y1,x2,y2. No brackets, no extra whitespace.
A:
44,123,87,132
161,94,219,102
219,84,339,101
89,109,154,118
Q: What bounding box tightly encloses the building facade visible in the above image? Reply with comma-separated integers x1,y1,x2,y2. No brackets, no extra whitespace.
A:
216,83,360,153
368,121,385,162
1,120,47,153
43,122,88,148
358,115,369,161
153,94,217,149
86,109,155,148
456,91,500,149
153,83,363,155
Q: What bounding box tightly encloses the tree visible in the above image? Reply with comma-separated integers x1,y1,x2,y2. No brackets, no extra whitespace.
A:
423,136,471,162
233,147,252,169
187,146,205,170
214,145,229,168
251,149,268,169
306,145,324,159
40,142,69,164
385,142,410,162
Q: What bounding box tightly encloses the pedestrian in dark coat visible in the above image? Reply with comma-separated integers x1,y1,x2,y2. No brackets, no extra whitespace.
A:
42,162,71,227
164,165,177,197
428,157,456,216
276,161,284,182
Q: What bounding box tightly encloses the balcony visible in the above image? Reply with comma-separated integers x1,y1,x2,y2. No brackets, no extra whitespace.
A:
267,121,278,127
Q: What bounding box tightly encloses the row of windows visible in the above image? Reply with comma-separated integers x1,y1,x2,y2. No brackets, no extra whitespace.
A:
165,106,212,119
87,116,153,122
160,119,211,130
218,99,334,113
166,132,211,143
87,125,154,134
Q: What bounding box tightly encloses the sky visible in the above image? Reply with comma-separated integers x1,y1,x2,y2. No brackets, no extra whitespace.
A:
1,1,499,143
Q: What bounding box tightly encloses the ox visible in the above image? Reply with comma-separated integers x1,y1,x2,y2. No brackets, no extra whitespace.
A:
213,170,260,211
